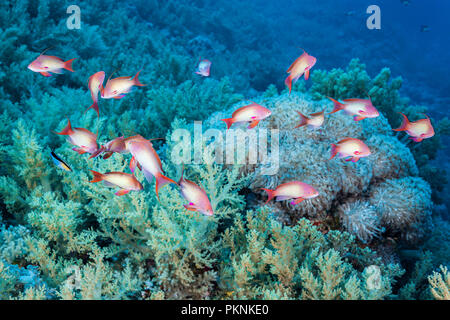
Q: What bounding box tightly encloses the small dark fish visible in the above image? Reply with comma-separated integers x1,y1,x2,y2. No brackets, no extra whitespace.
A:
50,151,72,171
420,25,430,32
400,0,411,6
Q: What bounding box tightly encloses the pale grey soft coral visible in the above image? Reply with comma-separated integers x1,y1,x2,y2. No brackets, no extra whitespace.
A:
337,200,384,243
0,224,30,263
205,92,421,222
369,177,433,243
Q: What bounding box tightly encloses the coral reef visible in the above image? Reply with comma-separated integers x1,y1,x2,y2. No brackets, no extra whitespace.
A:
428,265,450,300
337,201,383,244
305,58,449,204
205,91,428,244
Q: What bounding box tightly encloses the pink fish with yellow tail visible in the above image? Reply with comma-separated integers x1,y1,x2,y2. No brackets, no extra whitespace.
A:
177,166,213,216
393,113,434,142
221,102,272,130
329,138,371,163
327,97,380,121
85,71,106,117
126,139,176,200
89,170,143,196
285,49,317,94
261,181,319,206
28,50,76,77
54,119,99,155
101,70,146,99
295,110,325,129
195,59,211,77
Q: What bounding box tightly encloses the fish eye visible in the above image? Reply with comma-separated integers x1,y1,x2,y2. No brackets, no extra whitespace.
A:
354,151,360,155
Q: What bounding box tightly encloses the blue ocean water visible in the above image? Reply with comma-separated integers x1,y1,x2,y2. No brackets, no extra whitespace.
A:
252,0,449,107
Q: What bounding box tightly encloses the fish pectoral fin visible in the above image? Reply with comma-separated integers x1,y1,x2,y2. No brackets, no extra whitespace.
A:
275,195,292,201
247,119,260,129
353,115,365,121
113,94,126,99
304,68,311,80
115,189,130,196
72,147,87,154
103,152,113,159
130,156,138,173
351,157,360,163
183,203,198,212
40,71,52,77
290,197,305,205
103,181,116,188
344,157,353,162
142,168,154,184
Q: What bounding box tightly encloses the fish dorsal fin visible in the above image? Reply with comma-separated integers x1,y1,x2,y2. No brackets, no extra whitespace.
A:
287,56,302,73
114,76,133,81
310,110,325,117
338,137,356,144
342,98,364,102
231,99,262,117
178,164,185,185
287,48,307,73
39,46,54,56
44,55,64,62
106,68,121,83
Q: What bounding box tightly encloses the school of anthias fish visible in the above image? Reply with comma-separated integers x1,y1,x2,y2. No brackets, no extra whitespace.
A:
27,49,435,216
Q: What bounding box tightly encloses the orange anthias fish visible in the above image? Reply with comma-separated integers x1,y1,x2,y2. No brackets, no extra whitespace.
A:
90,135,160,160
285,49,317,94
89,170,143,196
195,59,211,77
295,110,325,129
261,181,319,205
221,102,272,130
327,97,380,121
177,166,213,216
393,113,435,142
54,119,100,155
85,71,106,117
28,50,76,77
329,138,371,162
126,139,176,199
101,70,146,99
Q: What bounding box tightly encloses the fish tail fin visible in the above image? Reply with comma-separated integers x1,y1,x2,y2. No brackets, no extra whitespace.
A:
63,58,76,72
54,118,74,135
393,113,410,131
295,111,309,128
284,74,293,95
260,188,275,204
329,144,338,160
133,70,146,86
155,173,176,201
89,170,104,183
84,101,100,118
178,164,185,185
327,97,344,114
221,118,234,130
